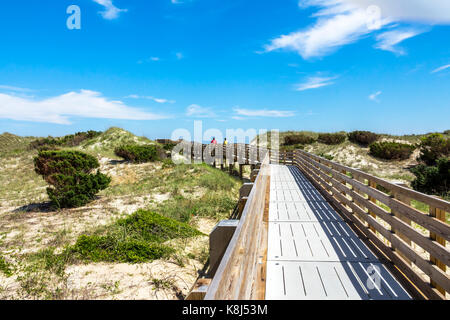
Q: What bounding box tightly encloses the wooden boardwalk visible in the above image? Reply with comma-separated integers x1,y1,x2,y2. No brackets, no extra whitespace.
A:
266,165,412,300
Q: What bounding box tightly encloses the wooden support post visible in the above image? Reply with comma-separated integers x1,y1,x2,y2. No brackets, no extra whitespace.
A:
391,192,412,265
229,163,233,174
239,164,243,179
250,169,259,183
186,278,211,300
429,205,447,296
237,197,248,219
352,174,368,227
368,180,377,233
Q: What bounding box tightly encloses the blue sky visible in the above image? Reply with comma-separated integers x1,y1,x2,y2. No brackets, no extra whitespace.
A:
0,0,449,140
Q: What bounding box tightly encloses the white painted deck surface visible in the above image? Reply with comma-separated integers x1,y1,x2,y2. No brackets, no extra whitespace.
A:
266,165,412,300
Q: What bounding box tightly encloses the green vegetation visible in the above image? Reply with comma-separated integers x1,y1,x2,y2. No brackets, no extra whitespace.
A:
411,158,449,197
318,133,346,145
29,131,102,150
417,133,450,166
34,150,110,208
0,255,13,277
71,210,203,263
369,141,416,160
114,144,164,163
348,131,379,146
0,133,36,158
317,153,334,161
79,127,158,159
284,134,316,146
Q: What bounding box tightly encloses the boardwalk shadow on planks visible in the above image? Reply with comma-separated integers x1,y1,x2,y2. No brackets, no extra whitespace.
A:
267,165,411,300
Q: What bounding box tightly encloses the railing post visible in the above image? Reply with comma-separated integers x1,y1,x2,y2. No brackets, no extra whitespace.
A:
352,174,368,227
429,205,447,296
368,180,377,233
391,192,412,266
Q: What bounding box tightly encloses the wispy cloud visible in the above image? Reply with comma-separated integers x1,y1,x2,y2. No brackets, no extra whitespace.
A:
176,52,184,60
431,64,450,74
186,104,216,118
295,76,336,91
125,95,175,104
137,57,161,64
93,0,127,20
264,0,450,59
369,90,382,102
233,107,295,118
0,85,34,93
0,90,167,125
374,29,423,55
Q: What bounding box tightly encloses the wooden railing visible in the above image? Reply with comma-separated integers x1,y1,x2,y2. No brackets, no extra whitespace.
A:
195,144,449,300
289,149,450,300
204,153,270,300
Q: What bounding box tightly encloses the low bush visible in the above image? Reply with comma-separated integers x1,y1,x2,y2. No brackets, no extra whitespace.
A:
369,141,415,160
417,133,450,166
71,235,175,263
318,133,346,145
284,134,316,146
348,131,379,146
34,150,110,208
29,131,101,149
411,157,449,196
114,144,164,163
71,210,203,263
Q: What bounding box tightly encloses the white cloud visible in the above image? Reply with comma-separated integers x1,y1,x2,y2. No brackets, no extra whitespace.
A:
369,90,382,102
125,95,175,103
265,9,372,59
374,29,423,55
176,52,184,60
431,64,450,74
0,90,167,125
295,76,336,91
265,0,450,59
93,0,127,20
233,108,295,118
0,85,34,93
186,104,216,118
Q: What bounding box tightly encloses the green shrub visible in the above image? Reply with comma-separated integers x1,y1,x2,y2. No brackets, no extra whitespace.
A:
114,144,164,163
369,141,415,160
411,158,449,196
115,209,203,242
417,133,450,166
29,131,101,149
71,235,174,263
34,150,110,208
71,210,203,263
318,133,346,145
348,131,379,146
284,134,316,146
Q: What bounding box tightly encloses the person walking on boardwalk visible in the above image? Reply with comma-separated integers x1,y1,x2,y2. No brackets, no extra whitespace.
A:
211,137,217,144
223,138,228,146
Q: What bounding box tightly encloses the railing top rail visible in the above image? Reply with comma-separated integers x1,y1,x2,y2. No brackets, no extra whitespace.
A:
295,149,450,213
205,153,270,300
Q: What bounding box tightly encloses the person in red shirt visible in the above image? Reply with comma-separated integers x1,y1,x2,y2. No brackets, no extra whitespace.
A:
211,137,217,144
